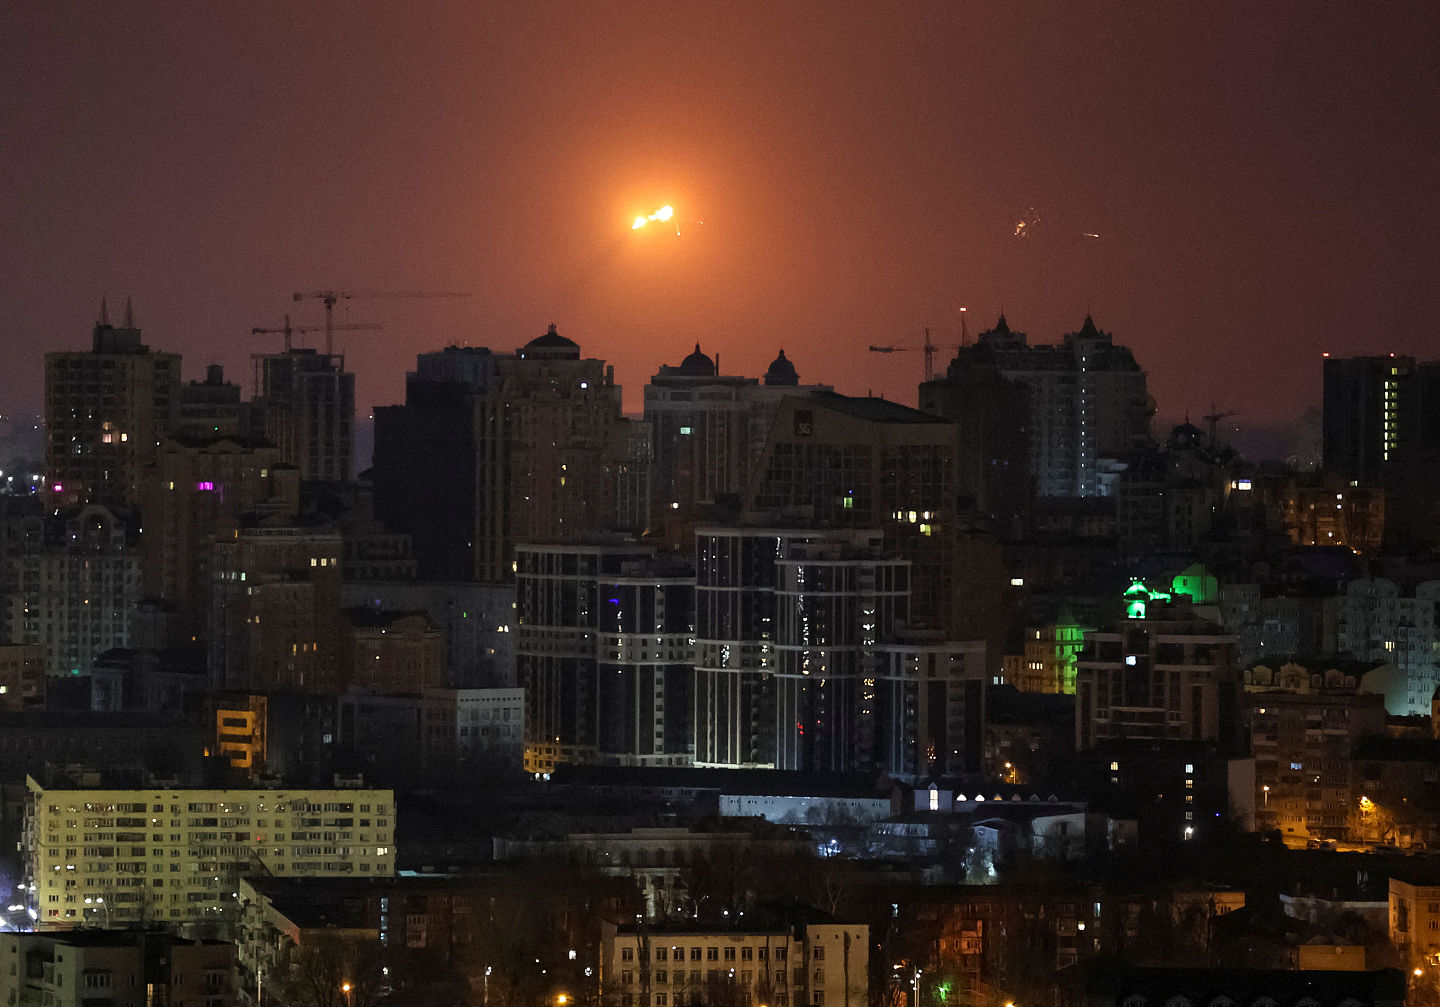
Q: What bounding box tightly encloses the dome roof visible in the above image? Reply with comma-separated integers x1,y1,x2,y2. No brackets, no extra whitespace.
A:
520,323,580,359
678,343,716,377
764,348,799,386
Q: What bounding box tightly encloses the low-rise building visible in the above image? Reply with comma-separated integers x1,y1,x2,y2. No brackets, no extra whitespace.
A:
601,912,868,1007
0,643,45,710
1388,869,1440,967
0,930,235,1007
1351,736,1440,848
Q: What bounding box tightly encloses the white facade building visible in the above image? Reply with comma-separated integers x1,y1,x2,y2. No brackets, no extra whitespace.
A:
602,917,869,1007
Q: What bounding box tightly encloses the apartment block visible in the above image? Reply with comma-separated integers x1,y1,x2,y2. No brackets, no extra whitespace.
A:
373,329,634,583
1389,872,1440,967
1330,578,1440,716
23,778,394,929
644,344,827,532
0,930,236,1007
944,314,1150,499
1,504,141,678
0,644,45,710
517,542,694,773
1244,661,1388,841
1075,582,1241,753
250,349,355,482
44,304,181,507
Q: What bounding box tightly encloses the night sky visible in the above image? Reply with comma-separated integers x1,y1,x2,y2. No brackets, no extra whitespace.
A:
4,4,1438,430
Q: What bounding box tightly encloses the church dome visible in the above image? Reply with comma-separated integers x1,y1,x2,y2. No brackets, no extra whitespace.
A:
678,343,716,377
764,348,799,386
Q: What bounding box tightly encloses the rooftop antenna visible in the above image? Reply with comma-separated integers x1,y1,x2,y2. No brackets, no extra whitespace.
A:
123,296,134,329
99,297,110,326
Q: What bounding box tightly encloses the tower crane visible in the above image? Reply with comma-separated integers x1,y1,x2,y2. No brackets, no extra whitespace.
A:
292,290,471,356
251,314,382,353
868,328,962,382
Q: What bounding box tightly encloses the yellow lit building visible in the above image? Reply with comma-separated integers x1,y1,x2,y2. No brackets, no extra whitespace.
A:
601,916,869,1007
1389,875,1440,968
23,777,394,929
1005,619,1087,695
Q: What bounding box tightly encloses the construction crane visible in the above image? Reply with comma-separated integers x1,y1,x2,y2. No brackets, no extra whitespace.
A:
251,313,382,353
868,328,962,382
293,290,471,356
1201,404,1240,449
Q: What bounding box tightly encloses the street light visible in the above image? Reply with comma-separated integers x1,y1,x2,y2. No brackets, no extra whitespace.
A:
1262,785,1269,807
341,982,353,1007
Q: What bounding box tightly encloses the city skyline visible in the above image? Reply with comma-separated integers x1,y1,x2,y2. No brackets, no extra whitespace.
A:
4,5,1438,427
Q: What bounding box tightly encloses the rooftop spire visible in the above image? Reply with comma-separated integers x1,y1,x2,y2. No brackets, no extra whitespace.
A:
123,296,134,329
99,297,110,327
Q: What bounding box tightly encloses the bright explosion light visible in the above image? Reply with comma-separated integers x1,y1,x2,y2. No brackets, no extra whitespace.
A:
632,205,675,229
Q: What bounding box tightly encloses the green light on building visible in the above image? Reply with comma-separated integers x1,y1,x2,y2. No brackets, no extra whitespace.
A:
1124,578,1171,619
1171,563,1218,604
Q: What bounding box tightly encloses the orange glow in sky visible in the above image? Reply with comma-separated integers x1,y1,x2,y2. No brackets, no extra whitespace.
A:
632,205,675,230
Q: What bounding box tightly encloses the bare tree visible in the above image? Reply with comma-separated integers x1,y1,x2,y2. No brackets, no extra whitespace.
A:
278,936,386,1007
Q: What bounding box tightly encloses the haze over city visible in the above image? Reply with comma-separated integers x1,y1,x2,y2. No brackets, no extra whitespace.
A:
5,4,1438,427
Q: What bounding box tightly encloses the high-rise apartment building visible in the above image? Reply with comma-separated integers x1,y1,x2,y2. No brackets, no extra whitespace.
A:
373,346,496,580
516,542,694,773
44,302,181,507
1329,578,1440,716
1243,660,1387,841
1322,354,1418,485
945,315,1151,498
373,328,636,582
644,345,828,529
179,363,248,437
207,523,345,693
692,526,986,777
251,349,355,482
919,348,1031,533
139,433,290,645
1075,582,1241,752
746,392,961,633
23,777,395,929
2,504,141,678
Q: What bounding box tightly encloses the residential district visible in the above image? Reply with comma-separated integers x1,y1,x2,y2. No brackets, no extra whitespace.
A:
0,302,1437,1007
